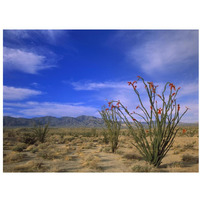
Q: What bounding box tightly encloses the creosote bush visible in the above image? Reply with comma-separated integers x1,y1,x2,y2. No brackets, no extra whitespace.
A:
105,76,189,167
99,106,121,153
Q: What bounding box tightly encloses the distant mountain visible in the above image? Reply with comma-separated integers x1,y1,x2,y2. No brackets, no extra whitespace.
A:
3,116,198,128
3,115,105,128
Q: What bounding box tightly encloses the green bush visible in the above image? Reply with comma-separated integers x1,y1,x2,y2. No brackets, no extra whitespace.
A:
12,143,27,152
21,132,37,145
110,76,189,167
99,106,121,153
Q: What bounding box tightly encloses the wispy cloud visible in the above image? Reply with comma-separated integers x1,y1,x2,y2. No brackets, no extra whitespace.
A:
3,101,99,118
70,80,129,90
4,30,68,45
3,47,55,74
127,30,198,76
3,86,42,101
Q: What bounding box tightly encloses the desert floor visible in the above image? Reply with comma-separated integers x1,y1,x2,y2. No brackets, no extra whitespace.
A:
3,126,199,172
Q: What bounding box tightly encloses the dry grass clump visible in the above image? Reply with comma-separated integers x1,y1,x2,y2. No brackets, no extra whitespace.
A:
12,143,27,152
123,153,143,161
182,155,199,164
13,160,45,172
132,165,153,172
37,149,62,160
4,152,27,163
81,155,101,170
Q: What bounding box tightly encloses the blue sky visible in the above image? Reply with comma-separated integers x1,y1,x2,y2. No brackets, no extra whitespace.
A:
3,30,199,122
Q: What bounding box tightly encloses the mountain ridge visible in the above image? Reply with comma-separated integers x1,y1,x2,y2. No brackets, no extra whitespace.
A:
3,115,104,128
3,115,198,128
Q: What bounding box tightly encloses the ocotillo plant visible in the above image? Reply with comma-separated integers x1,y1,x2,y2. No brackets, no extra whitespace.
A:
32,123,49,143
99,105,121,153
110,76,189,167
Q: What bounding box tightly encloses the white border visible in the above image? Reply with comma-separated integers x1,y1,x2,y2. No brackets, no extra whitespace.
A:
0,1,199,200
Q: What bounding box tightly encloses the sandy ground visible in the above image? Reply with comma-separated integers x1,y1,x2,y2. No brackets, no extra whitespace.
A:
3,128,199,173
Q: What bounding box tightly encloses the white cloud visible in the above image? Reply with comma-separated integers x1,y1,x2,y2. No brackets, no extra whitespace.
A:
4,101,99,118
178,82,198,96
3,47,54,74
70,80,130,91
3,86,42,101
4,30,68,45
127,30,198,75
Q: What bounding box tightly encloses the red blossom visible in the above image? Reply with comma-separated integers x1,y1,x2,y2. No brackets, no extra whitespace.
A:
182,129,187,134
137,76,141,79
178,87,181,90
150,106,153,110
136,105,139,109
108,102,112,107
111,105,115,109
132,81,137,85
132,118,136,121
178,104,180,111
172,93,175,96
105,108,109,111
169,83,176,91
157,108,162,114
127,82,132,86
133,85,137,90
149,82,154,89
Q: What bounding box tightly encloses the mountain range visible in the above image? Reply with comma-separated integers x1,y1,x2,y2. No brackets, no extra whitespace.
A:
3,116,198,128
3,115,105,128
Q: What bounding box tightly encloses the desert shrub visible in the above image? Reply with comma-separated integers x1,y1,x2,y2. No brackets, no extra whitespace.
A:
33,123,49,143
182,155,198,164
99,106,121,153
13,160,44,172
101,130,109,144
132,165,152,172
109,76,189,167
91,128,98,137
31,148,38,153
20,132,37,145
4,152,26,163
12,143,27,152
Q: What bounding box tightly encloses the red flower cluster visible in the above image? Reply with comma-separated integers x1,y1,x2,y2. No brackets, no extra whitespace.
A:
116,100,120,108
136,105,139,109
178,104,180,111
127,81,137,86
169,83,176,91
157,108,163,114
182,129,187,134
111,105,115,109
172,92,176,96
